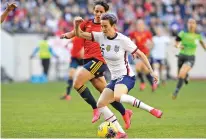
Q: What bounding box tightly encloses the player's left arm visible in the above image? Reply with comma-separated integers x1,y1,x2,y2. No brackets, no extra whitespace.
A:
134,50,158,83
199,40,206,51
123,37,158,83
1,2,17,23
73,17,92,40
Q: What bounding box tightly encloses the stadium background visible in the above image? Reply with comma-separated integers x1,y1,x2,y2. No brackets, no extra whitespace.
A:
1,0,206,138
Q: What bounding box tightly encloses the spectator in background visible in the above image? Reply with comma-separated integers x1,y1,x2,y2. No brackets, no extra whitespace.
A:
1,2,17,23
30,35,59,77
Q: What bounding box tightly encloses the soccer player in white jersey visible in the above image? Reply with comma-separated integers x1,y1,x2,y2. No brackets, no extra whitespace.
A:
74,13,163,138
151,27,170,85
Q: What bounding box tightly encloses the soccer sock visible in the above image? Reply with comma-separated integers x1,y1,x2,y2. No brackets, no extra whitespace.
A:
161,69,167,83
120,94,153,112
184,74,189,84
66,79,73,95
99,106,125,133
76,85,97,109
174,78,184,94
137,72,145,83
146,73,153,86
110,101,125,116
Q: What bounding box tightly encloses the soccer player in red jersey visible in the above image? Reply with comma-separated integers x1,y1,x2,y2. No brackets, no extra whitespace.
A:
129,19,157,91
60,1,132,129
60,37,84,100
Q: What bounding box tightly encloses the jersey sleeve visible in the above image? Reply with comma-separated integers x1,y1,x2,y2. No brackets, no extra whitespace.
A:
178,31,184,39
123,37,138,54
91,31,102,43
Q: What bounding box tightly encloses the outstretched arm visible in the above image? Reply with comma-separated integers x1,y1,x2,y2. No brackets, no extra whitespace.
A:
199,40,206,51
60,31,75,39
133,50,158,83
74,17,93,40
1,2,17,23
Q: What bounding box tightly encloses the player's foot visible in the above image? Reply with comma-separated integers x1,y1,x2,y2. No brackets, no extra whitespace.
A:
122,109,133,129
139,83,146,91
152,84,158,92
92,108,101,123
116,132,128,138
150,109,163,118
184,77,189,85
172,93,177,100
60,94,71,100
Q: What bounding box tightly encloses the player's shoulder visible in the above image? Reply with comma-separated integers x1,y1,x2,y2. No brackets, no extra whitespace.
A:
117,32,130,40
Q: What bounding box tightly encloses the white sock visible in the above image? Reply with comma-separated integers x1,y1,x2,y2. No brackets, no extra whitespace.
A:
98,106,125,133
161,69,167,82
120,94,154,112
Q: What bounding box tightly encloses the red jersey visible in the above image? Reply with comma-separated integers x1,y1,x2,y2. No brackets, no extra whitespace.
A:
129,30,152,55
71,37,84,58
80,19,105,63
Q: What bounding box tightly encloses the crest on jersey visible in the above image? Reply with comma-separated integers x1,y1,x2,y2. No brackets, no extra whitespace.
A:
106,45,111,52
114,45,120,52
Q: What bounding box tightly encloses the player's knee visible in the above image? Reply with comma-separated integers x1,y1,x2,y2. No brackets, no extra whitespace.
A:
73,79,83,90
97,100,105,108
114,94,120,102
178,72,186,79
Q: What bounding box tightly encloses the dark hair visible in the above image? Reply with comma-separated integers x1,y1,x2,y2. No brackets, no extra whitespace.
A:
94,1,109,12
101,13,117,26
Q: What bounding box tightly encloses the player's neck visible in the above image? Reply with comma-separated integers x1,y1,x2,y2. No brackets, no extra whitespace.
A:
107,31,117,39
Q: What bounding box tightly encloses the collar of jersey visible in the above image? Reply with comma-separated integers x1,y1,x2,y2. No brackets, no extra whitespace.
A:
107,33,118,40
92,19,100,24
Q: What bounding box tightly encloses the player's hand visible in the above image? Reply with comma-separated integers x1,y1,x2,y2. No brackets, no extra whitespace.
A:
60,33,68,39
150,72,159,84
73,16,84,26
6,2,17,11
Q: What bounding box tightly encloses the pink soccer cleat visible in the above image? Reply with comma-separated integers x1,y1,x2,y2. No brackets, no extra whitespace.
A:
152,83,158,92
150,109,163,118
122,109,133,129
116,132,128,138
140,83,146,91
92,108,101,123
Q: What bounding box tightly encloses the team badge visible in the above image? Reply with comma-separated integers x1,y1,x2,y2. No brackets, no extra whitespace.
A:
106,45,111,52
114,45,120,52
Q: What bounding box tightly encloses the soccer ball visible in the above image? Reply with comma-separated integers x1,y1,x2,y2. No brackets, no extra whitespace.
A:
97,121,118,138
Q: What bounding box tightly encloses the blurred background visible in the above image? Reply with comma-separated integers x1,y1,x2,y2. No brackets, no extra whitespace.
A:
1,0,206,82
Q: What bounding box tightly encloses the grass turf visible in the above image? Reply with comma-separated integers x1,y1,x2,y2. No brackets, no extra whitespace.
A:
1,80,206,138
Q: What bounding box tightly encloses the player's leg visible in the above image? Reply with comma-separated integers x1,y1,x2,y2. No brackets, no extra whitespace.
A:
97,88,127,137
113,76,163,118
142,62,157,91
172,64,192,99
91,76,133,129
61,58,79,100
136,59,145,90
73,66,98,118
41,58,50,76
160,59,167,85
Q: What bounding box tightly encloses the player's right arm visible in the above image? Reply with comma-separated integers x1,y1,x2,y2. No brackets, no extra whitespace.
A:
74,17,93,41
60,30,75,39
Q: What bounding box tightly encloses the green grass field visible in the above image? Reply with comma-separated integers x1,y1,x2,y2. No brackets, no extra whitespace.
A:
1,80,206,138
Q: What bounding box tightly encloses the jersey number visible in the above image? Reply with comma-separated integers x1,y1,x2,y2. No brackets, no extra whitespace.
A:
90,60,96,69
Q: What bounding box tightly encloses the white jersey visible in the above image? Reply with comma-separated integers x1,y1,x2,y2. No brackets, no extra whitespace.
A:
92,32,138,80
151,36,170,59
